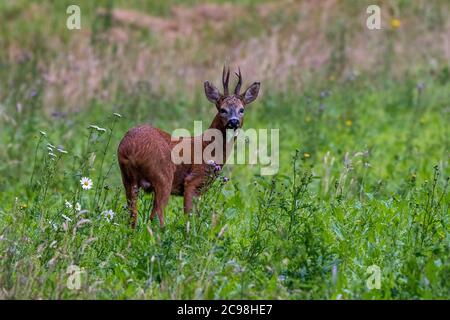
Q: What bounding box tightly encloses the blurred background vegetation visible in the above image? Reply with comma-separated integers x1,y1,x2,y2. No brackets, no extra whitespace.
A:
0,0,449,107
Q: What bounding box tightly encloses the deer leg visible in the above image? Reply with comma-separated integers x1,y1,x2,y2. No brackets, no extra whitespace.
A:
120,161,139,229
183,187,196,214
148,166,175,227
183,177,201,214
150,185,171,228
124,182,139,229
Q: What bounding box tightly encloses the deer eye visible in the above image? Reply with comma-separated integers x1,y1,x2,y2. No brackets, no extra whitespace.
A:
220,108,227,114
239,108,244,114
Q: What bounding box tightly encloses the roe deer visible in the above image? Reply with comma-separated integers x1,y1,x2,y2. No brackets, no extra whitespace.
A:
118,67,260,228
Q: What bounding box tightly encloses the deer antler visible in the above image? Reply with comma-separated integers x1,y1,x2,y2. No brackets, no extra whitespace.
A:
222,65,230,96
234,67,242,95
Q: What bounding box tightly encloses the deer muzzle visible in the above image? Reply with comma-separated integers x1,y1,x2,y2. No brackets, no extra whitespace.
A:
226,118,240,130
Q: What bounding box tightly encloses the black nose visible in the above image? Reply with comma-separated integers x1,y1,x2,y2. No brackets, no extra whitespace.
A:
227,119,240,129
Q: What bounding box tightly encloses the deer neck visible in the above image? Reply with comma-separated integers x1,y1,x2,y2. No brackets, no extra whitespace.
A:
202,113,236,165
207,113,227,136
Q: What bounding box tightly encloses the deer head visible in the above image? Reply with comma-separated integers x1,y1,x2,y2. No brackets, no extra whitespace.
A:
204,66,260,130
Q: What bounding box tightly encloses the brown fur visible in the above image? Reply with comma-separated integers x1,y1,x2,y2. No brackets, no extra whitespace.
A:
118,67,260,228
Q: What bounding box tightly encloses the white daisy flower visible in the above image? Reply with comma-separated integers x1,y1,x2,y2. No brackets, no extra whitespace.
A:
80,177,93,190
102,209,115,222
75,202,81,211
65,200,73,209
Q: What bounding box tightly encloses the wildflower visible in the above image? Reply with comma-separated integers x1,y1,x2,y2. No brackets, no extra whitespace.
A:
62,221,69,231
102,209,115,222
80,177,93,190
304,153,311,158
345,119,353,127
89,125,107,133
390,18,401,29
65,200,73,209
75,202,81,212
113,113,122,118
223,177,230,183
214,164,221,173
62,214,72,222
49,220,58,231
207,159,215,166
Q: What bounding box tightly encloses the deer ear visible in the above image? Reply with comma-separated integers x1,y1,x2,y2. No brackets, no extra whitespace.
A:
242,82,260,105
204,81,221,104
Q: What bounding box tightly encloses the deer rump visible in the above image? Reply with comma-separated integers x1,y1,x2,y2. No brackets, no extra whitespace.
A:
118,125,178,194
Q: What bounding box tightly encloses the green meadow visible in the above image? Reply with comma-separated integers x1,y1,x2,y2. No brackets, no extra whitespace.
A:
0,0,449,299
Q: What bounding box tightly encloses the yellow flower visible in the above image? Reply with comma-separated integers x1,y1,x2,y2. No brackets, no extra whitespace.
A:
345,120,353,127
390,18,401,29
304,153,311,158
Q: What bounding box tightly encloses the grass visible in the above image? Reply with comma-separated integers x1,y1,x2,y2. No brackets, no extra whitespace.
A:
0,0,449,299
